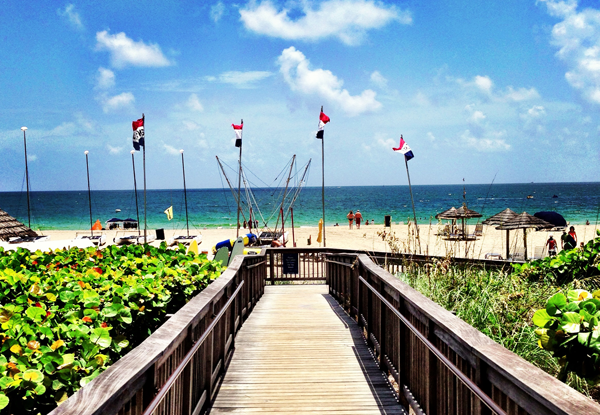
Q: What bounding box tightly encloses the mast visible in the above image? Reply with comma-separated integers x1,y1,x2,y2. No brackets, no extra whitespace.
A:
180,149,190,236
85,151,93,236
236,119,243,238
276,155,296,231
319,106,326,247
21,127,31,228
131,150,141,236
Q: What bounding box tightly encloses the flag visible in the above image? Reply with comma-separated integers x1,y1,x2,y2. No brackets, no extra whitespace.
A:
92,219,102,231
187,239,199,255
132,118,144,151
232,122,243,148
393,135,414,161
164,206,173,220
316,111,330,139
316,218,323,244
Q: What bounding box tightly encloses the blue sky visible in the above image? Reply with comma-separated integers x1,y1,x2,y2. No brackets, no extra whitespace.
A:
1,0,599,191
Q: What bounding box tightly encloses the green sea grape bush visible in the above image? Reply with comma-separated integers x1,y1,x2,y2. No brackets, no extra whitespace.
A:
513,230,600,285
0,243,224,414
533,289,600,384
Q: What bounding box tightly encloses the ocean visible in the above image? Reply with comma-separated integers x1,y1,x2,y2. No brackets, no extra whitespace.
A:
1,182,599,231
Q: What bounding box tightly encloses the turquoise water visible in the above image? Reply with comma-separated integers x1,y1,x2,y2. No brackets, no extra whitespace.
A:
1,182,599,231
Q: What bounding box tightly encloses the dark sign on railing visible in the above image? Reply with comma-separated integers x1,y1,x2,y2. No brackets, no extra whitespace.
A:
282,252,299,274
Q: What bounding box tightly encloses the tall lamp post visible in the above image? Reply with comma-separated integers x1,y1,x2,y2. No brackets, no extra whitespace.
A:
21,126,31,228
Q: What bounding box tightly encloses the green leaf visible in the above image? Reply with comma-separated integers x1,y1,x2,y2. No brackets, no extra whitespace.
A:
533,309,554,328
560,312,583,333
546,293,567,316
25,306,46,322
90,328,111,349
0,393,8,410
22,369,44,383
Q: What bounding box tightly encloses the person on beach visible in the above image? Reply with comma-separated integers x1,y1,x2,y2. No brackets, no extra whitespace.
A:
347,211,355,229
569,226,577,246
546,235,557,256
561,230,575,250
365,220,369,225
355,210,363,229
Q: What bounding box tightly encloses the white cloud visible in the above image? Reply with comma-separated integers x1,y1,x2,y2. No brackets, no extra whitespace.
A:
277,46,381,116
183,120,200,131
58,4,84,30
370,71,388,88
207,71,273,88
211,2,226,23
461,130,511,152
27,154,38,162
186,94,204,112
107,145,123,155
163,144,180,155
474,75,493,94
541,1,600,104
526,105,546,118
465,104,486,123
100,92,135,113
95,31,172,69
377,137,397,150
96,67,115,90
504,86,540,101
240,0,411,45
427,132,436,142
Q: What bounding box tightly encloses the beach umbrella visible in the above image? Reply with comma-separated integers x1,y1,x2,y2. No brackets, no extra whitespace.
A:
435,204,482,237
495,212,553,260
0,208,38,241
534,211,567,228
483,208,519,259
435,207,459,220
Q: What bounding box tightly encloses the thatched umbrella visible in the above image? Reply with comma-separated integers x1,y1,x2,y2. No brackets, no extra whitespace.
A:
0,208,38,242
483,208,519,259
495,212,553,260
435,204,482,237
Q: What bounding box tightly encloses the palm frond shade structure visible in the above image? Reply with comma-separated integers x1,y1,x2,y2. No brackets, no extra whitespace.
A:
0,208,38,241
495,212,553,261
435,204,482,241
482,208,519,260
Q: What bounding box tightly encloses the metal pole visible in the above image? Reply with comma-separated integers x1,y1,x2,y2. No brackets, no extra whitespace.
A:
142,113,147,244
131,150,141,236
85,151,93,236
320,107,326,247
20,127,31,229
237,119,243,238
180,149,189,236
405,156,421,254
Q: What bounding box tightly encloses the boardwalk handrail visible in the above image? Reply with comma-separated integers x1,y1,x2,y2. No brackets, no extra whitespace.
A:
49,252,266,415
327,252,600,415
142,280,245,415
359,275,506,415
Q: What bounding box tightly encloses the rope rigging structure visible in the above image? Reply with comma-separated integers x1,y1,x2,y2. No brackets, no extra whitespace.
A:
215,155,311,243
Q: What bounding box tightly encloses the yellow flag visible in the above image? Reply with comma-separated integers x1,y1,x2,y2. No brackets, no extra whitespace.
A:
316,218,323,244
164,206,173,220
187,239,199,255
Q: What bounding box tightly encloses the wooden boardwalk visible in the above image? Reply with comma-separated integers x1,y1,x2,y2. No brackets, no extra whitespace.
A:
209,285,406,415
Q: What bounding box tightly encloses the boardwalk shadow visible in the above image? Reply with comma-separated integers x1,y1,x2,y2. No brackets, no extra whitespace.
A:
322,294,406,415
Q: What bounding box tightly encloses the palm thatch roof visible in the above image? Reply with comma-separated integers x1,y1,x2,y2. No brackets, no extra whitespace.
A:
482,208,518,225
435,204,482,220
495,212,553,231
0,209,38,241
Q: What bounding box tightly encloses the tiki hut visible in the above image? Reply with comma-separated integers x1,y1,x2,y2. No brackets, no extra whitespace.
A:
495,212,553,260
0,208,38,241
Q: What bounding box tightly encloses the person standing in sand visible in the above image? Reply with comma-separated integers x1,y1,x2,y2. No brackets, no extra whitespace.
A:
355,210,363,229
347,211,355,229
546,235,557,256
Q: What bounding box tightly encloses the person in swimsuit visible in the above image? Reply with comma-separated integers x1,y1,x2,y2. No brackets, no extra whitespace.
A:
568,226,577,246
546,235,557,256
347,211,355,229
355,210,363,229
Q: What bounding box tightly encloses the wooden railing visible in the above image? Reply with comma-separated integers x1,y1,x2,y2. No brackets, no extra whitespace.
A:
326,252,600,415
49,253,266,415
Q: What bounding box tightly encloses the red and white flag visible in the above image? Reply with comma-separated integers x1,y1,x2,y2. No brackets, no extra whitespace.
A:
392,135,414,161
316,111,330,139
232,122,243,148
132,118,144,151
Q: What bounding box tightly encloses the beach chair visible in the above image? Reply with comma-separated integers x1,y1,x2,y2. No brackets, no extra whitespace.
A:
531,246,545,260
213,247,229,267
485,253,503,260
473,224,483,236
228,237,246,266
511,248,525,262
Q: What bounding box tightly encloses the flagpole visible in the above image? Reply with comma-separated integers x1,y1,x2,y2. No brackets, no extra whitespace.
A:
20,127,31,229
236,119,243,238
180,149,190,237
85,151,93,237
131,150,141,236
142,113,147,244
404,155,421,254
320,106,326,247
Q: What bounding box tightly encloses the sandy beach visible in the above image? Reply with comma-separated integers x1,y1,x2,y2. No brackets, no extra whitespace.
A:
36,223,599,260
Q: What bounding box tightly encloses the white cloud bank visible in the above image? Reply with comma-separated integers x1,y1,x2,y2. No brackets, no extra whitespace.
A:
211,2,226,23
205,71,273,88
277,46,381,116
58,4,84,30
96,31,172,68
540,0,600,104
99,92,135,113
240,0,411,45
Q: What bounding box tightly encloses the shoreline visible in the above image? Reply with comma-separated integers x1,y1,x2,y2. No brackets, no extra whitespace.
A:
32,223,600,260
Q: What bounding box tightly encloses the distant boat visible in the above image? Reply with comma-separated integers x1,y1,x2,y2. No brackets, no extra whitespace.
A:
115,208,121,212
527,195,534,199
552,195,558,198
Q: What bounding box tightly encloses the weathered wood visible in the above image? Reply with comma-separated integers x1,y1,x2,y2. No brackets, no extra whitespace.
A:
208,285,406,415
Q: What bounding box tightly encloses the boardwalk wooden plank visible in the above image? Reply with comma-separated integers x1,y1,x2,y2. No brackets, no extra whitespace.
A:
208,285,406,415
